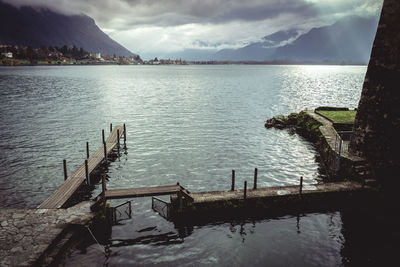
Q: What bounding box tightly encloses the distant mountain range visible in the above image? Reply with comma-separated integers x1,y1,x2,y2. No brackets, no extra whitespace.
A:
0,1,135,57
213,29,300,62
169,16,378,64
271,16,379,63
0,0,379,63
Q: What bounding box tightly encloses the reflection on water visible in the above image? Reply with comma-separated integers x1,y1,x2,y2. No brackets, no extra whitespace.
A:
1,65,373,266
67,211,345,266
67,201,400,266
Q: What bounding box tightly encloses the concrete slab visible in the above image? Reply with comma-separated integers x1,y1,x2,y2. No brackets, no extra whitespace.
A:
0,201,95,266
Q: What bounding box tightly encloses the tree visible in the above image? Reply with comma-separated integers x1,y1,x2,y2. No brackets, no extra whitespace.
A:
61,45,68,55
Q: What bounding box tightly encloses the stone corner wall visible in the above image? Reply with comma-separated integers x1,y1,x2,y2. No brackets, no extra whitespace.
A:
350,0,400,183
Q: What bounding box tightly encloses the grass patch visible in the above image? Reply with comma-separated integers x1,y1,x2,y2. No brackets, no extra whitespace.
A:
316,110,357,124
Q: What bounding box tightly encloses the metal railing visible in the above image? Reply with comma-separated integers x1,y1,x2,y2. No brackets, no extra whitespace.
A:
152,197,171,220
334,131,354,155
333,130,354,171
110,201,132,225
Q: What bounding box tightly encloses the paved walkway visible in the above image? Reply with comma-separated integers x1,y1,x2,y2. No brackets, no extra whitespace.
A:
0,201,94,266
306,110,364,162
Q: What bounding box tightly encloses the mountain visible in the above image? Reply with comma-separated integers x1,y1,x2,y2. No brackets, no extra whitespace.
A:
272,16,379,63
213,29,299,61
0,1,135,57
212,16,378,64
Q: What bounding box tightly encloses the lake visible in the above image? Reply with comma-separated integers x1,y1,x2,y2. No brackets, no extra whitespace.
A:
3,65,391,266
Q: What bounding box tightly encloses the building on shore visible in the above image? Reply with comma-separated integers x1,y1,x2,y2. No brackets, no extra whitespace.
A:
1,52,12,58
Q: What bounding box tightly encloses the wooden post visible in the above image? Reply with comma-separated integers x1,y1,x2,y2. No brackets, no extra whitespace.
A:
117,129,120,156
123,123,127,145
102,174,107,195
103,141,107,164
101,174,107,215
231,170,235,191
102,129,105,144
85,159,89,185
253,168,258,189
63,159,67,181
177,191,183,212
299,176,303,195
244,181,247,200
110,123,112,132
86,142,89,159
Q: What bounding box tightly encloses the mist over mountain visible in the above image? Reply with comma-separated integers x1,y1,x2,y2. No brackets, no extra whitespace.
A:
210,16,378,63
272,16,379,63
0,1,135,57
213,29,299,61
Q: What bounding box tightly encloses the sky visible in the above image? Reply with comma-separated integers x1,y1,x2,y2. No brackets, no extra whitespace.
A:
4,0,383,59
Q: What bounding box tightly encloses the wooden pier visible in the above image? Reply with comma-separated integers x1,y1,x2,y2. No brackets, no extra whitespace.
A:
35,121,377,220
38,124,125,209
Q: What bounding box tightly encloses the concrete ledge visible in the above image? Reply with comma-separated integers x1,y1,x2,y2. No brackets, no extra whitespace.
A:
170,181,377,220
0,201,95,266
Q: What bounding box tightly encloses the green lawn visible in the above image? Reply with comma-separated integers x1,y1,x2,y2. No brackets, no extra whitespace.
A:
316,110,357,124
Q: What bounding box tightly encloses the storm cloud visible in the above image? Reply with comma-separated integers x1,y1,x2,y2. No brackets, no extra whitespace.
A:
2,0,383,58
2,0,318,27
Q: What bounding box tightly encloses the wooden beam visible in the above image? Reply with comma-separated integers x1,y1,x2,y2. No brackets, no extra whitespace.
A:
104,185,182,200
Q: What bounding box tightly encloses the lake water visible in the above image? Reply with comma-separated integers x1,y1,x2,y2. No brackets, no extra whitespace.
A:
2,64,390,266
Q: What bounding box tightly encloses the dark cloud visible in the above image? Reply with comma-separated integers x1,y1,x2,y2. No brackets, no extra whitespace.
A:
2,0,317,28
1,0,383,55
118,0,318,28
213,1,316,23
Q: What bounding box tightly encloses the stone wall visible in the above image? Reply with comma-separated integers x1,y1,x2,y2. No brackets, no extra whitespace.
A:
350,0,400,184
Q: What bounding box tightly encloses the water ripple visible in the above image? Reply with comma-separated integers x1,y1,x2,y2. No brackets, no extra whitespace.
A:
1,65,366,265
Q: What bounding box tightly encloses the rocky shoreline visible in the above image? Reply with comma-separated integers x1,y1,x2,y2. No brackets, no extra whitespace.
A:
265,109,370,180
265,110,324,142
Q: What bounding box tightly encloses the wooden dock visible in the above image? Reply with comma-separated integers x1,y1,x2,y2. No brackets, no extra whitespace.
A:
38,125,125,209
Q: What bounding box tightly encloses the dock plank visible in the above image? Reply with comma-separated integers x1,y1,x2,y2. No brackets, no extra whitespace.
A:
38,126,124,209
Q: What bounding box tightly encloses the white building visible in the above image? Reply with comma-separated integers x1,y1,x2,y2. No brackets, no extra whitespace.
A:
1,52,13,58
90,53,102,59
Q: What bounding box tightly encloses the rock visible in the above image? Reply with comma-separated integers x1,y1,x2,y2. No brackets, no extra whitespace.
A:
264,118,276,128
10,246,23,254
287,113,298,125
265,113,299,129
12,213,24,220
274,115,287,124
